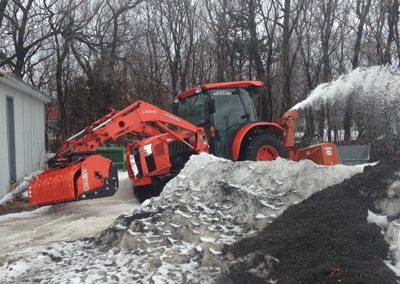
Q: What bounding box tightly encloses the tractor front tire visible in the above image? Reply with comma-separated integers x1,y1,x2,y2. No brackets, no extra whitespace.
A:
242,135,288,161
133,184,163,203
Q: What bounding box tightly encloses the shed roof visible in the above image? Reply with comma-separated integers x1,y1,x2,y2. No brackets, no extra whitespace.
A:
0,69,51,103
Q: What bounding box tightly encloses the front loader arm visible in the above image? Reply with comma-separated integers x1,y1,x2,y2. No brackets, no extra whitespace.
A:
53,100,208,165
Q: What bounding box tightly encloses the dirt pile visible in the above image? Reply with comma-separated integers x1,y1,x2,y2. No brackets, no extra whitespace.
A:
370,136,400,161
219,159,400,283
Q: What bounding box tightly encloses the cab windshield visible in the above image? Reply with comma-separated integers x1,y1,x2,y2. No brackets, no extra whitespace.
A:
174,92,208,126
209,88,257,158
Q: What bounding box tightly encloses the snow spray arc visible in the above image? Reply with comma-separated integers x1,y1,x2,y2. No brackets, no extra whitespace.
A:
291,65,400,111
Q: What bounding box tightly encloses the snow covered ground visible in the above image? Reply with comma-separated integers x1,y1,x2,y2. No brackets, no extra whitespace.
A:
0,154,367,283
0,172,140,255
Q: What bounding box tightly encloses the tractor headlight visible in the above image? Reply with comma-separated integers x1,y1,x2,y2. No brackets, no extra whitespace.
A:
143,144,152,156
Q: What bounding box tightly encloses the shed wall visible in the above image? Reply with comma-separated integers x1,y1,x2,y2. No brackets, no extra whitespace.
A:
0,83,46,197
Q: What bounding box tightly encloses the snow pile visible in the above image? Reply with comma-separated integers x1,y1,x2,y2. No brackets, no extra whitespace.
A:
373,174,400,275
0,153,366,283
367,210,389,228
348,169,400,277
386,220,400,276
291,65,400,110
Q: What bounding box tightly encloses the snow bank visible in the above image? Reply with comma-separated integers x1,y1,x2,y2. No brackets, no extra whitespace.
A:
0,154,366,283
374,173,400,275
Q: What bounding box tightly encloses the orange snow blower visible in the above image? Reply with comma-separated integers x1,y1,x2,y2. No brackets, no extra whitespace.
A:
29,81,338,206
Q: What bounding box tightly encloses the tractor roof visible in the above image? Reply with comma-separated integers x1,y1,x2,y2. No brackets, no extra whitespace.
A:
175,80,264,100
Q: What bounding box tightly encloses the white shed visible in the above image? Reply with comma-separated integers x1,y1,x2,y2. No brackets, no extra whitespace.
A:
0,70,51,198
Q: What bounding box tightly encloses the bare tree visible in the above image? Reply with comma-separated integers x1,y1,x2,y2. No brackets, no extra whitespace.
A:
0,0,8,27
257,0,280,120
384,0,399,64
352,0,372,69
280,0,304,116
0,0,398,151
343,0,372,141
204,0,237,82
157,0,198,96
0,0,61,77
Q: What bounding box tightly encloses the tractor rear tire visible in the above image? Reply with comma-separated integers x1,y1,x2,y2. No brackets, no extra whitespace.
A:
242,134,288,161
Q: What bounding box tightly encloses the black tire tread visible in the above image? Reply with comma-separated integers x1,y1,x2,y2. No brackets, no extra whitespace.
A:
134,184,163,203
242,134,288,161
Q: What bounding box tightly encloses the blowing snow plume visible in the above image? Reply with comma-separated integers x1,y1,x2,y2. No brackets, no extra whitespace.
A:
291,65,400,110
0,154,366,283
291,65,400,157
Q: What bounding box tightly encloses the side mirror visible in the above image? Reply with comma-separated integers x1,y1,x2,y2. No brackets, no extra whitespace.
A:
209,99,216,114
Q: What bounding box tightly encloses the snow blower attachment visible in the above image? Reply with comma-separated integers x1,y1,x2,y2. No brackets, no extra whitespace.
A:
30,80,339,206
29,155,118,205
279,109,339,165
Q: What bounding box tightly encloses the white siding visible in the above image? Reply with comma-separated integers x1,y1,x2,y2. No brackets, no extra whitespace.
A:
0,89,9,197
0,81,47,198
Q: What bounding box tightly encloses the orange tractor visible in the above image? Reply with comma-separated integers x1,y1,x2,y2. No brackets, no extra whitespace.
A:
29,81,338,205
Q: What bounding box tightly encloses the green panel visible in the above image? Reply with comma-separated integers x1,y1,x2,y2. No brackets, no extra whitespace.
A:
96,146,126,171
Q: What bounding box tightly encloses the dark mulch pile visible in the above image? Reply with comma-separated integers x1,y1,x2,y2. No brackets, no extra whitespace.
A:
370,135,400,161
219,159,400,284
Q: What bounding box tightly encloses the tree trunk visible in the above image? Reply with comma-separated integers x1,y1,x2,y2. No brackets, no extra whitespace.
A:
326,102,332,142
247,0,268,120
0,0,8,28
352,0,372,69
281,0,292,116
320,0,334,142
384,0,399,64
304,107,315,145
318,104,325,140
344,0,371,141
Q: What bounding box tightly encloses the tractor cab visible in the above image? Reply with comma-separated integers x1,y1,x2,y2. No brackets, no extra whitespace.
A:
174,81,262,159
